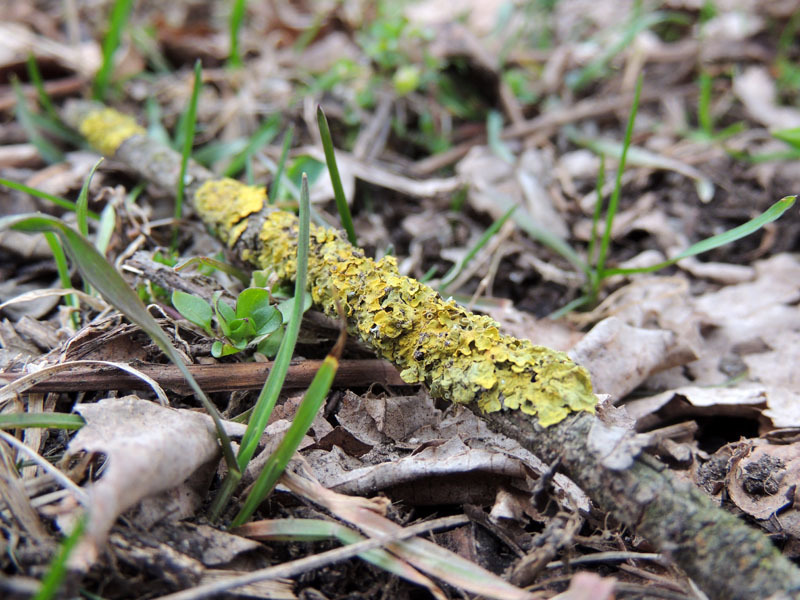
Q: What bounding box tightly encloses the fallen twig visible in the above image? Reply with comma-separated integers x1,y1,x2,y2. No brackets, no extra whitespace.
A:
63,100,800,599
0,359,404,395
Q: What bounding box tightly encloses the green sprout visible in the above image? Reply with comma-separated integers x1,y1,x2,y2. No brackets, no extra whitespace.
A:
171,287,310,359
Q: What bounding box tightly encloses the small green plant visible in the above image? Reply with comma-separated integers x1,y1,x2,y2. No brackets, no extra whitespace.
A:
686,71,744,143
32,514,87,600
0,209,242,499
541,76,796,317
171,287,310,358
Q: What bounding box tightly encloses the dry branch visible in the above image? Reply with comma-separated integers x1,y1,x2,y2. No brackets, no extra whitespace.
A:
63,101,800,599
0,359,403,395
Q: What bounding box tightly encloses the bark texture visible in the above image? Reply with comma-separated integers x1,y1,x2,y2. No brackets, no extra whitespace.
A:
63,100,800,599
482,409,800,600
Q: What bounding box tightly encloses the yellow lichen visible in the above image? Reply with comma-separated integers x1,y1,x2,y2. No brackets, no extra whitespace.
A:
194,179,266,246
236,208,597,427
69,102,596,427
78,109,146,157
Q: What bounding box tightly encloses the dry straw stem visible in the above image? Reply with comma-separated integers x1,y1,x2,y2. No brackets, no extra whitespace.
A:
64,101,800,600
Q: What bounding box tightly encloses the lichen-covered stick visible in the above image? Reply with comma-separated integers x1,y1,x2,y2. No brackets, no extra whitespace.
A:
64,101,800,600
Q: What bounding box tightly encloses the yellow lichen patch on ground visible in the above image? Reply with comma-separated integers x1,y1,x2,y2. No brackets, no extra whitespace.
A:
194,179,266,246
240,209,597,427
78,108,146,156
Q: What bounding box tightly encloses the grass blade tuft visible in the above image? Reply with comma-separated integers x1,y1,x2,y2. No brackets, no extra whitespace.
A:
210,173,312,520
0,213,241,495
317,106,357,246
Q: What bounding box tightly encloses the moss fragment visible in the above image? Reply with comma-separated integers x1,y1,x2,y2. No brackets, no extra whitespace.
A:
78,108,145,156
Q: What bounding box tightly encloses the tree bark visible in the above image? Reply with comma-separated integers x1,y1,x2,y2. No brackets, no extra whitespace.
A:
482,409,800,600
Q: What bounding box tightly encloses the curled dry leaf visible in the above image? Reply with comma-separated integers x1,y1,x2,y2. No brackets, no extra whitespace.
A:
319,391,590,512
734,66,800,130
569,316,697,400
552,571,616,600
59,396,245,570
624,384,768,425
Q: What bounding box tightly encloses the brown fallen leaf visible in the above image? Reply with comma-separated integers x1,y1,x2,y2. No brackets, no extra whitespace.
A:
57,396,246,570
727,439,800,521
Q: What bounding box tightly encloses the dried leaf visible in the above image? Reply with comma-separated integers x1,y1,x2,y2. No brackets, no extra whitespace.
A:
59,396,245,570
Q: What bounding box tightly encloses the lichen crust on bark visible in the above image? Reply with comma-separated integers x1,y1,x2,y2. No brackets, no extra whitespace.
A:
77,108,146,157
195,178,596,426
195,179,267,246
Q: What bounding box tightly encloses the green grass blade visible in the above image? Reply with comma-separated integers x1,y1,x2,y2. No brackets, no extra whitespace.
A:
96,202,117,256
698,71,713,136
232,350,339,526
487,110,514,163
773,127,800,152
43,232,80,329
0,178,99,219
43,232,73,294
514,206,589,277
602,195,796,277
269,125,295,203
317,106,357,246
145,96,172,147
0,412,85,430
76,158,104,238
567,12,686,90
23,54,82,145
418,265,438,283
228,0,247,68
173,60,203,250
0,213,241,489
439,205,516,293
93,0,134,100
594,75,642,281
587,154,606,265
210,174,311,520
222,114,281,178
548,294,591,320
239,518,432,582
25,54,60,122
27,110,85,147
12,75,63,164
32,513,87,600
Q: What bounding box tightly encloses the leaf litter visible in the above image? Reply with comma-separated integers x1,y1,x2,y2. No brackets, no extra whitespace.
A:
1,0,800,598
